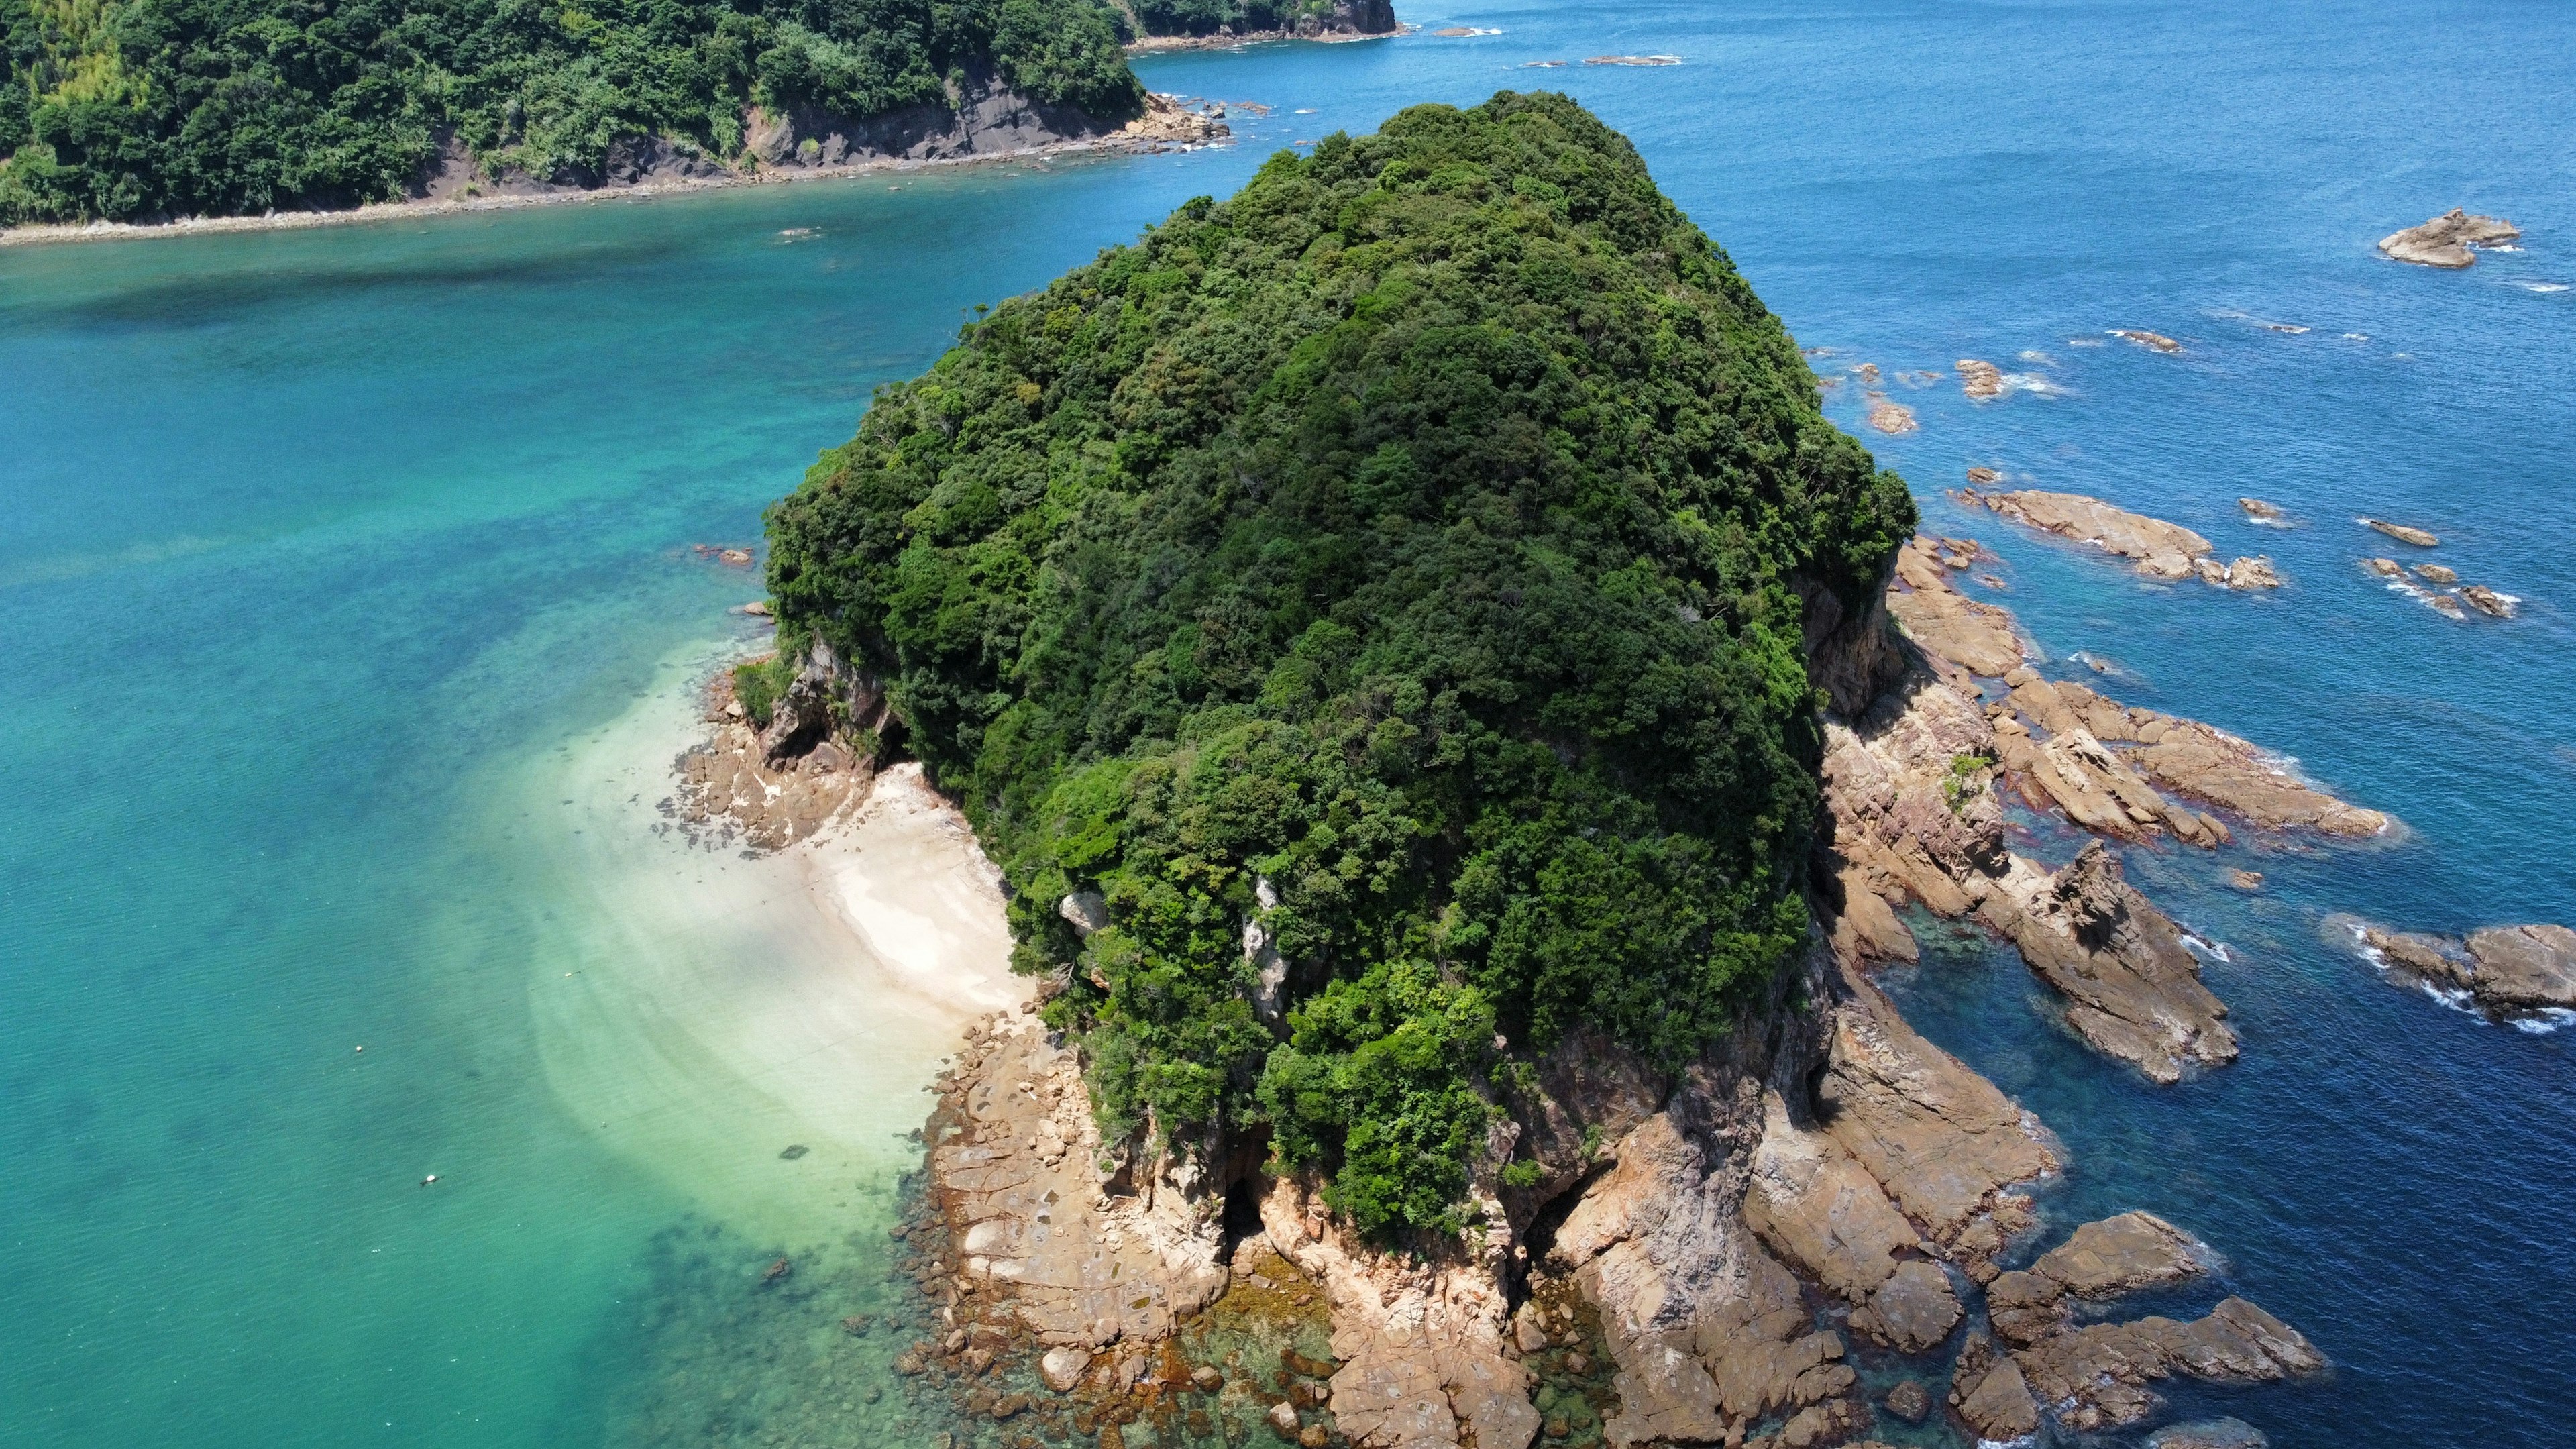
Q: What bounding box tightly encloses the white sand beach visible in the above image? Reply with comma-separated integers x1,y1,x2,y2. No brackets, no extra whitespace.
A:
519,641,1026,1248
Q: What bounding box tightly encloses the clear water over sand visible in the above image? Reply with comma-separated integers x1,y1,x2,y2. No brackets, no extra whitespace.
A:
3,1,2571,1444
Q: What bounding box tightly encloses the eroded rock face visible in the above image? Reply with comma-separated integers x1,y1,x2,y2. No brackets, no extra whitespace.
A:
2379,207,2520,268
1980,842,2238,1085
671,661,875,851
1885,539,2024,679
1956,358,2004,398
1811,975,2056,1281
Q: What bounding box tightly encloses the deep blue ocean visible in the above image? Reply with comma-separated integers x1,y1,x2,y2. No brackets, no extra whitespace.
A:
3,2,2570,1445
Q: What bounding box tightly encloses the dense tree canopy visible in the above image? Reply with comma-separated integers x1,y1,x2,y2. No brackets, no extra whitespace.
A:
765,93,1913,1239
0,0,1140,223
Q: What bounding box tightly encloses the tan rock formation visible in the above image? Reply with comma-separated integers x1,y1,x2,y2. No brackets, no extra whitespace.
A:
1956,358,2004,398
672,661,874,850
2361,517,2439,547
1254,1179,1539,1449
1979,842,2237,1084
2032,1210,2208,1297
1866,397,1917,433
1961,486,2279,588
927,1009,1230,1349
2238,497,2283,520
2460,584,2516,617
2351,920,2576,1012
2013,1297,2323,1431
2379,207,2520,268
2110,329,2183,353
1883,537,2023,678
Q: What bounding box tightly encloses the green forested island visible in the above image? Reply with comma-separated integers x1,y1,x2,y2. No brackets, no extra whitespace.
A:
765,93,1912,1239
0,0,1160,224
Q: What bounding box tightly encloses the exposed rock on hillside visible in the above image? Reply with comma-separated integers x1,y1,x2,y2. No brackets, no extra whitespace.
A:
928,1009,1230,1348
2379,208,2520,268
1961,486,2279,589
670,656,876,851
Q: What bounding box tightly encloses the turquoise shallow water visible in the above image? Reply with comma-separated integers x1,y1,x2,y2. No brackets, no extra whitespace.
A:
3,1,2572,1444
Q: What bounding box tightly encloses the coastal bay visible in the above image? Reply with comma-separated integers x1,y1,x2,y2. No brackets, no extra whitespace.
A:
3,3,2573,1448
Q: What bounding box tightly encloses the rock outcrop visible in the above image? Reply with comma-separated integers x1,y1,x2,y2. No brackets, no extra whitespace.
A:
897,533,2349,1447
743,66,1197,171
926,1008,1230,1348
2347,920,2576,1013
2010,1295,2323,1431
2379,208,2520,268
1977,843,2238,1084
1955,358,2004,398
1254,1177,1539,1449
2110,329,2183,353
2459,584,2516,618
2360,517,2440,547
1826,535,2388,1079
1962,1211,2318,1434
671,658,875,850
1961,486,2279,589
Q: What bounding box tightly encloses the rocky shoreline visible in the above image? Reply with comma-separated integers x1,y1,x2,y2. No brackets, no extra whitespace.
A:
1958,486,2281,590
0,93,1226,250
2332,918,2576,1019
802,531,2377,1449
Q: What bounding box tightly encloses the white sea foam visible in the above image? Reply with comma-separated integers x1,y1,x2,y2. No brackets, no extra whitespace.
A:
2342,332,2371,341
2520,282,2570,293
2018,349,2053,364
2181,932,2236,964
2515,1009,2576,1035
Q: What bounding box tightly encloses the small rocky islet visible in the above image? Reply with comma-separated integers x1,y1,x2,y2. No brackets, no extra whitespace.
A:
706,97,2467,1449
2378,207,2522,268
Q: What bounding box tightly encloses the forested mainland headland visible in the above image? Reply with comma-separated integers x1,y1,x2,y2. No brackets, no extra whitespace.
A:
763,91,1914,1240
0,0,1383,225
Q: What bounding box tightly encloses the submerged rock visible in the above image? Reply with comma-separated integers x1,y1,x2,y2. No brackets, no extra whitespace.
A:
2237,497,2283,520
2379,207,2520,268
2150,1419,2271,1449
2110,329,2184,353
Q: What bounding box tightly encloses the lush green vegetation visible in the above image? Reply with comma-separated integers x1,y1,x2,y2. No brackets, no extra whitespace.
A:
732,654,796,727
765,93,1912,1239
1121,0,1353,38
0,0,1140,224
